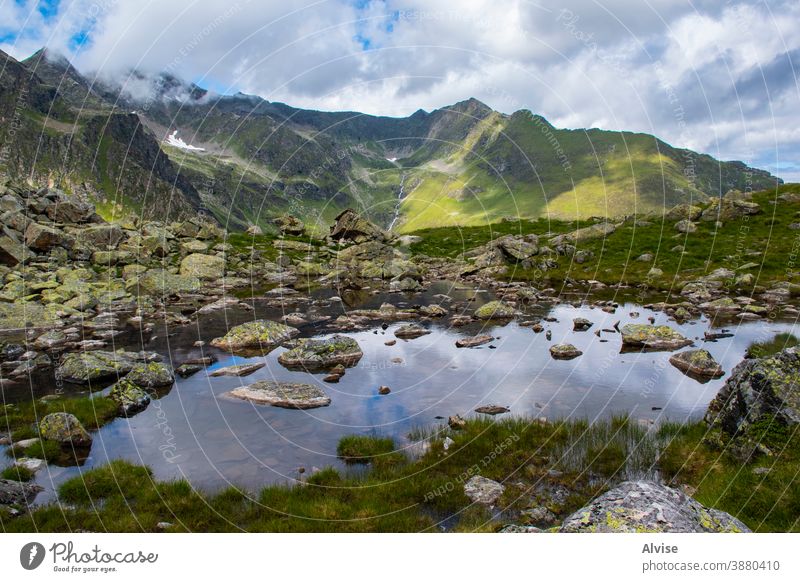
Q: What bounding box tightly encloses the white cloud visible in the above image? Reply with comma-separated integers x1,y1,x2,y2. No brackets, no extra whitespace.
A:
2,0,798,180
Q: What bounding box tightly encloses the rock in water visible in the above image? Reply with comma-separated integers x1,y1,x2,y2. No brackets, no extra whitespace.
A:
57,350,137,384
475,405,510,415
573,317,593,331
705,347,800,439
456,334,493,348
210,320,299,352
464,475,505,505
227,381,331,409
559,481,750,532
620,324,693,351
209,362,266,377
277,335,363,371
108,379,151,416
549,344,582,359
125,362,175,387
39,412,92,446
394,323,430,339
669,349,724,379
474,300,516,320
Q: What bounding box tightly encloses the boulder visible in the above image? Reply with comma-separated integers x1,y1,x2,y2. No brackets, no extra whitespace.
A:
274,215,305,236
24,222,65,251
210,320,299,352
74,224,124,248
475,405,510,415
674,219,697,234
57,350,138,383
133,269,200,295
278,335,363,370
705,347,800,438
620,324,692,351
550,344,582,359
464,475,505,505
665,204,703,221
0,232,26,266
559,481,750,533
108,379,151,416
669,349,724,379
227,381,331,409
329,209,388,244
39,412,92,446
180,253,225,280
549,222,615,246
125,362,175,388
474,300,516,320
45,198,95,223
573,317,593,331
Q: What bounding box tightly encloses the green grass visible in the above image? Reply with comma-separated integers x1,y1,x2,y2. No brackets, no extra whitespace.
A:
746,333,800,359
336,435,396,463
407,184,800,291
6,439,63,463
1,395,118,441
0,465,34,482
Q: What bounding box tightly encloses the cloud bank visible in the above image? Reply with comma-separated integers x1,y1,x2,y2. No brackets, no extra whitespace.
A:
2,0,798,180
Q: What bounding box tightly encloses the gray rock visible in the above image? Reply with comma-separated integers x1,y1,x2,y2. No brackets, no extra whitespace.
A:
278,335,363,370
394,323,431,339
210,320,299,352
208,362,266,377
39,412,92,446
108,379,151,416
550,344,582,359
464,475,505,505
669,349,724,379
57,350,138,383
0,478,43,507
559,481,750,532
125,362,175,387
456,334,493,348
620,324,692,351
227,381,331,409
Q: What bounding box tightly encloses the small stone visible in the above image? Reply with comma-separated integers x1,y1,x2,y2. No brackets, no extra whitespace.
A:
464,475,505,505
474,405,510,415
448,414,467,430
209,362,266,377
378,385,391,395
455,334,493,348
549,344,582,359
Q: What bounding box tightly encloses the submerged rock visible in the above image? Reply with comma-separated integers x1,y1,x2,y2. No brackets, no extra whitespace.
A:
210,320,299,352
278,335,363,370
57,350,137,384
464,475,505,505
39,412,92,446
669,349,724,379
394,323,431,339
474,300,516,319
549,344,582,359
620,324,692,351
227,381,331,409
108,379,151,416
455,334,493,348
559,481,750,533
475,405,510,415
705,347,800,439
209,362,266,377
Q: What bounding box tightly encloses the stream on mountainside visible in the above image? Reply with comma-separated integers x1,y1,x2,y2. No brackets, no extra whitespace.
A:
1,280,797,504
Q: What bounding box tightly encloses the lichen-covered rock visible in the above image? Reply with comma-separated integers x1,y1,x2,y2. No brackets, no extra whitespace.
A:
620,324,692,351
74,224,125,248
180,253,225,280
227,381,331,409
559,481,750,533
57,350,137,384
464,475,505,505
420,304,448,317
125,362,175,388
550,344,583,359
670,349,724,378
132,268,200,295
278,335,363,371
209,362,265,377
549,222,615,246
674,219,697,234
474,300,516,320
394,323,431,339
39,412,92,446
24,222,65,251
210,320,299,352
705,347,800,439
108,379,151,416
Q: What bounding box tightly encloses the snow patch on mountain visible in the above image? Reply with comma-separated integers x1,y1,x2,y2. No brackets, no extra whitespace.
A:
164,130,204,151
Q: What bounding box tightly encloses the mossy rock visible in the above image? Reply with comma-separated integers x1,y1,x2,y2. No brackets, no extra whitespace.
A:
550,344,582,359
125,362,174,388
132,269,201,295
474,300,516,320
210,320,299,352
278,335,363,371
669,349,724,379
108,379,151,416
180,253,225,280
39,412,92,446
57,350,137,384
620,324,692,351
227,381,331,409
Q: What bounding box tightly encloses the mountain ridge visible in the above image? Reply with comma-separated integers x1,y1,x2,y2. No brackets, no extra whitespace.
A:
0,47,782,232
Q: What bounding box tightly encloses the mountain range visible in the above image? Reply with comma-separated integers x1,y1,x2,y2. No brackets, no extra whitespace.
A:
0,47,781,233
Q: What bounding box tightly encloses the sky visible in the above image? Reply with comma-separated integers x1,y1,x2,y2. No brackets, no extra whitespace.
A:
2,0,799,181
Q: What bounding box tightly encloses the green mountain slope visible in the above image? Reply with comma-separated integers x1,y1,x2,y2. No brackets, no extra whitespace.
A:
2,47,782,232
